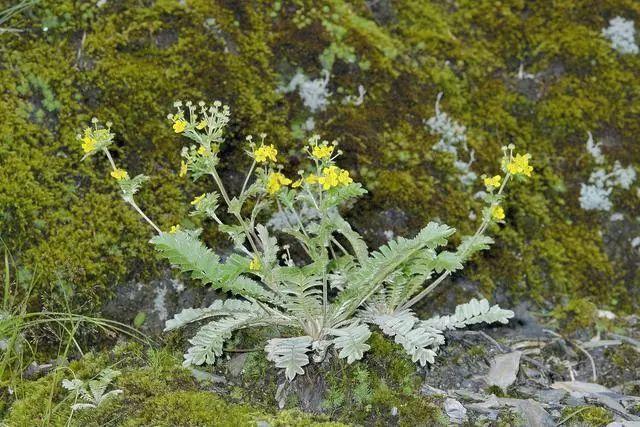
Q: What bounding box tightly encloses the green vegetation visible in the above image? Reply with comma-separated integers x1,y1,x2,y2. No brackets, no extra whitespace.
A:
1,0,638,316
560,405,614,426
1,1,639,424
2,343,345,426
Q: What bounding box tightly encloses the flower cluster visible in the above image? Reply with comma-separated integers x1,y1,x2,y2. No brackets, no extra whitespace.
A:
307,166,353,190
267,172,292,194
479,145,534,223
169,100,230,149
78,119,114,157
311,143,334,160
110,168,129,181
506,153,533,177
254,144,278,163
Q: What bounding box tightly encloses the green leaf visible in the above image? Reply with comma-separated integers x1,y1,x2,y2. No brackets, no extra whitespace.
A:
218,224,246,248
323,183,367,207
133,312,146,328
227,197,242,216
150,230,272,300
433,251,463,273
329,212,369,264
165,299,263,331
265,336,313,381
256,224,279,266
118,174,149,203
332,222,455,321
329,322,371,364
457,235,494,261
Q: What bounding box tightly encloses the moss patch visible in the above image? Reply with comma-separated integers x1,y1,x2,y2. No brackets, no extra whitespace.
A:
560,405,614,426
1,0,639,316
2,343,346,426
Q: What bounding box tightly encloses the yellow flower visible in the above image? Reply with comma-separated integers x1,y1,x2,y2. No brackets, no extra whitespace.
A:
191,194,205,205
110,168,129,181
491,206,505,221
266,172,292,194
311,144,334,160
316,166,352,190
179,160,188,177
196,120,207,130
169,225,180,234
337,169,353,185
197,146,209,156
81,133,96,154
305,174,319,184
249,256,261,271
173,120,187,133
254,144,278,163
292,178,302,188
506,153,533,177
483,175,501,189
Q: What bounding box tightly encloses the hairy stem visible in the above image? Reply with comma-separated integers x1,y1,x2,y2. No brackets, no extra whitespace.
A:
103,149,161,234
399,173,512,311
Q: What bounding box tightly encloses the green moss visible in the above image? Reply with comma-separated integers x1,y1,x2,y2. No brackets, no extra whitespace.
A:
551,298,598,334
122,391,340,427
560,405,614,426
604,344,640,394
1,0,639,317
2,343,346,426
319,332,445,426
494,409,526,427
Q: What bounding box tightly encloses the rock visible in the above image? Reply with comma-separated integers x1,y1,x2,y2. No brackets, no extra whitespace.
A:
228,353,248,378
486,351,522,390
420,384,446,396
189,368,226,384
551,381,612,395
102,273,218,335
503,399,555,427
552,381,640,422
444,398,467,424
470,397,554,427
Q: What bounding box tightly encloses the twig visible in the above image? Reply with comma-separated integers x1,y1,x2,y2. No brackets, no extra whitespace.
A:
545,329,597,382
556,406,590,426
610,333,640,349
75,30,86,65
462,330,507,352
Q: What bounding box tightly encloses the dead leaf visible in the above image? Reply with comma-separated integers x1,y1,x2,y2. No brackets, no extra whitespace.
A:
487,351,522,390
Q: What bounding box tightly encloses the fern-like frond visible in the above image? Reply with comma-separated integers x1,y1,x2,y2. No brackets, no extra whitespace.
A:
323,183,368,208
329,321,372,364
256,224,279,266
270,264,324,318
362,308,443,366
421,298,514,331
332,222,455,322
165,299,263,331
265,336,313,381
328,212,369,264
456,235,494,262
184,308,279,366
150,230,273,301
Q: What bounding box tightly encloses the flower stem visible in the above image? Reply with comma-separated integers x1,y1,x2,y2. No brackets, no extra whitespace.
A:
399,173,512,311
103,149,161,234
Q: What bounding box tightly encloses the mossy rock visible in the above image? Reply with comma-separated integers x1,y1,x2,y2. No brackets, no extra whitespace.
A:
1,0,639,317
1,343,346,426
233,332,446,426
560,405,614,427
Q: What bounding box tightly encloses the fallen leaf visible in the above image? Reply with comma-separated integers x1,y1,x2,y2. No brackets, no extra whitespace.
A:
487,351,522,390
